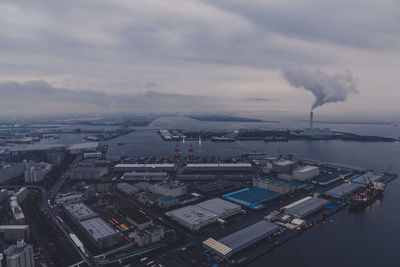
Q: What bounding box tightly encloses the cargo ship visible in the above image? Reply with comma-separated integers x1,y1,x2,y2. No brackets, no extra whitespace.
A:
349,181,385,208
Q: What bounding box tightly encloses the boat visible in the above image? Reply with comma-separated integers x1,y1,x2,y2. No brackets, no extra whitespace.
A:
349,181,385,208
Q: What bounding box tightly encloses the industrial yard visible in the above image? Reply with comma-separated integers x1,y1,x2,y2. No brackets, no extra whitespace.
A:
0,139,397,267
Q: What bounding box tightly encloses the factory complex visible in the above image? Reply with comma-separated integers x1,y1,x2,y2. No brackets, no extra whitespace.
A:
2,135,394,267
166,198,242,230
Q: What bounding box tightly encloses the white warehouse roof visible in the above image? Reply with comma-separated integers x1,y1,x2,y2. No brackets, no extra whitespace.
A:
196,198,242,219
68,142,99,150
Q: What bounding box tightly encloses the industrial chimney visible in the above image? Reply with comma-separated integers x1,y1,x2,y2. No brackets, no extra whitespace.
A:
309,110,314,129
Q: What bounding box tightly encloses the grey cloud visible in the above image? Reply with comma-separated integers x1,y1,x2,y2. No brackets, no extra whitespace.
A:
247,97,274,102
0,80,216,115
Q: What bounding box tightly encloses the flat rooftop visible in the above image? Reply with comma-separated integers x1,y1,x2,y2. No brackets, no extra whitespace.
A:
9,144,66,152
351,172,383,186
167,205,218,225
313,169,353,184
273,160,296,166
64,202,97,221
283,197,330,218
203,220,280,257
80,217,118,241
296,165,319,173
0,225,29,230
68,142,99,150
223,188,279,208
325,183,361,199
196,198,241,217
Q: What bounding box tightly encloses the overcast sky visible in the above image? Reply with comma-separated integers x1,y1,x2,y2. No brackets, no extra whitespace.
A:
1,0,399,118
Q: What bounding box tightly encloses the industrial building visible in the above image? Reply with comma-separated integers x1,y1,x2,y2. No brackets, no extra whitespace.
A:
68,142,99,154
151,180,187,197
123,171,168,181
313,167,353,185
158,196,179,208
351,172,383,186
1,240,34,267
272,160,297,175
282,197,330,218
203,220,280,258
196,198,242,219
79,217,121,249
135,225,165,247
222,188,279,209
325,183,361,199
166,205,218,231
55,193,83,205
0,225,30,241
253,177,303,195
70,166,108,180
185,163,253,173
114,163,176,172
64,202,121,249
64,202,98,223
293,166,320,181
116,182,141,196
166,198,243,230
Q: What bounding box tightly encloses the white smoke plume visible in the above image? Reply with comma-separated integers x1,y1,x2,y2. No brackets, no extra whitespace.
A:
282,68,358,110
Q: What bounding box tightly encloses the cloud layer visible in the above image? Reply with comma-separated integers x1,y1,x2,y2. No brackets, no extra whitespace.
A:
0,0,399,116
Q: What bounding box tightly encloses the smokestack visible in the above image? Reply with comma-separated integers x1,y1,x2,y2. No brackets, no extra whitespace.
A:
309,110,313,129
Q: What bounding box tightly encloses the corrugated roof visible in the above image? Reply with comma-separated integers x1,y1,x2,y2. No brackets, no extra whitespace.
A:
217,220,280,254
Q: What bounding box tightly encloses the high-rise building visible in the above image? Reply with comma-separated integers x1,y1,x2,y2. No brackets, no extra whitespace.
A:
2,240,34,267
24,162,52,183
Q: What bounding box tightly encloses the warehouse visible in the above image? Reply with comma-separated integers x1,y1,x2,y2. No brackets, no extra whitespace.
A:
68,142,99,154
325,183,361,199
272,160,297,174
203,220,280,258
116,182,141,196
64,202,97,223
64,202,121,249
196,198,242,219
282,197,330,218
151,180,187,197
79,217,121,249
166,205,218,231
293,166,320,181
351,172,383,186
185,163,253,173
70,167,108,180
313,168,353,185
222,188,279,209
114,163,176,172
123,171,168,181
253,177,303,195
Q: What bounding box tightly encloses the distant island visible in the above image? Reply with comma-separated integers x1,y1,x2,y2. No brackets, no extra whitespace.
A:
189,115,279,123
304,120,392,125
